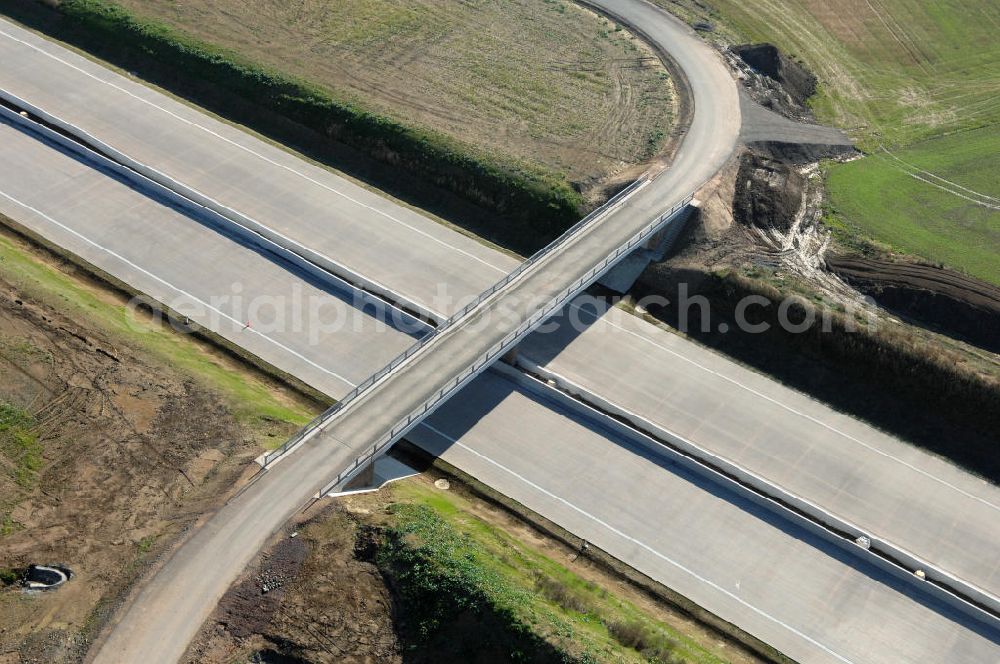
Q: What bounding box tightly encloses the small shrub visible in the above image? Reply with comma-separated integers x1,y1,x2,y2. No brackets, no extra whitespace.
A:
533,574,592,614
607,619,650,650
0,567,21,585
607,619,685,663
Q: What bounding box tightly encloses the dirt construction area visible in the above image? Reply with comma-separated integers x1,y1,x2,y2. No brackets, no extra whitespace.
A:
0,230,312,663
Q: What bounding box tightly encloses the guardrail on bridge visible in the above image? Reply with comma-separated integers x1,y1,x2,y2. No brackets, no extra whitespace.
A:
260,176,668,467
317,195,692,494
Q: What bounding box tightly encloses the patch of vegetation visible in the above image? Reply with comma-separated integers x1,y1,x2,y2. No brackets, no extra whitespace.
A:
0,567,21,585
0,513,23,537
0,401,42,489
378,482,727,663
825,128,1000,285
135,535,156,554
0,230,314,436
377,502,574,662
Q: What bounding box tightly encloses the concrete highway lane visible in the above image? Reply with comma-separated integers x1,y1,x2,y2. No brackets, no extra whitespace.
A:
519,297,1000,598
0,119,419,396
412,371,1000,664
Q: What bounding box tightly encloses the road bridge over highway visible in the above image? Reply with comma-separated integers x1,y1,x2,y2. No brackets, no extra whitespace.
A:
1,1,998,662
258,182,692,492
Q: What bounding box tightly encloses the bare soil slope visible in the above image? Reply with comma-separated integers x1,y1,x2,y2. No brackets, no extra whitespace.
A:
826,254,1000,352
0,250,303,663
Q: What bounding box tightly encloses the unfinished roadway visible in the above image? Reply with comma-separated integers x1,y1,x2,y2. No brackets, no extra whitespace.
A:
0,2,997,663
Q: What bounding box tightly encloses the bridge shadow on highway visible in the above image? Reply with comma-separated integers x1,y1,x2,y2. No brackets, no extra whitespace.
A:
409,300,1000,645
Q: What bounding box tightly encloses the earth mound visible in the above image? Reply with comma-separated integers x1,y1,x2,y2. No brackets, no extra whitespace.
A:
734,43,817,107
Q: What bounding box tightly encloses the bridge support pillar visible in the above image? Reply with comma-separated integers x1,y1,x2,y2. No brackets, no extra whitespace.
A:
342,459,376,492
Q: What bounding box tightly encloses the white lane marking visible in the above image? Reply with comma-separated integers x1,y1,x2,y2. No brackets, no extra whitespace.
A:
421,422,857,664
0,25,510,275
0,188,356,390
565,301,1000,513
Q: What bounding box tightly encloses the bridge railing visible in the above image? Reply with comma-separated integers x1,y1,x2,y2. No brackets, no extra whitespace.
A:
318,195,694,493
441,177,649,327
262,177,653,466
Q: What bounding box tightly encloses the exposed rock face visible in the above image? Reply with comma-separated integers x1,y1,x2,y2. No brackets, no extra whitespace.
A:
735,44,817,103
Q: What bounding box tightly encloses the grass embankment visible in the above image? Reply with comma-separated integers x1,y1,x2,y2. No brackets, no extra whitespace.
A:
0,402,40,535
3,0,674,252
0,402,40,490
377,481,728,664
663,0,1000,284
0,228,315,437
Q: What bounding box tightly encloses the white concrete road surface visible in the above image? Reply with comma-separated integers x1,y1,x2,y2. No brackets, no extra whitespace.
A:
519,298,1000,599
0,120,418,396
411,371,1000,664
0,1,996,663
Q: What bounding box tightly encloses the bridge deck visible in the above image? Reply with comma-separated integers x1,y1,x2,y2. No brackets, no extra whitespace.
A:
288,185,690,493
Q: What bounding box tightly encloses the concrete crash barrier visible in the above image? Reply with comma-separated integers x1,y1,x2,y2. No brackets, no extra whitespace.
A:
498,360,1000,633
0,88,440,326
23,564,74,591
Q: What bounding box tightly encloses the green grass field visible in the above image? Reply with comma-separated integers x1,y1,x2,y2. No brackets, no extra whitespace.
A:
826,126,1000,284
664,0,1000,282
695,0,1000,147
